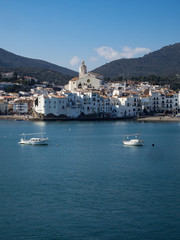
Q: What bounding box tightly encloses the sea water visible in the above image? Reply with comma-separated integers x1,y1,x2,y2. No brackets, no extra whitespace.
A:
0,120,180,240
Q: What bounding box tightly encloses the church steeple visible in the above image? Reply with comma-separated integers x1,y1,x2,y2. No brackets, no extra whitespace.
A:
79,61,87,78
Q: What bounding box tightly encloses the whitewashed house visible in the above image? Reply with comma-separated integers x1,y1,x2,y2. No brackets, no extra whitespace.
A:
34,94,68,116
34,94,81,118
160,92,179,113
140,96,151,114
149,91,161,112
118,95,138,117
13,100,28,114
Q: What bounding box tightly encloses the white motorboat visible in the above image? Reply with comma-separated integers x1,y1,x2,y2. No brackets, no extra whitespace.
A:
18,133,49,145
122,133,144,146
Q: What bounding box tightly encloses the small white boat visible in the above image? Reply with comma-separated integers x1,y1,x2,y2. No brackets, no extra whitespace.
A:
18,133,49,145
122,133,144,146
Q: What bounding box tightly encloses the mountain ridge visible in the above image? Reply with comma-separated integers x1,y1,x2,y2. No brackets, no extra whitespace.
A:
1,43,180,85
93,43,180,79
0,48,77,77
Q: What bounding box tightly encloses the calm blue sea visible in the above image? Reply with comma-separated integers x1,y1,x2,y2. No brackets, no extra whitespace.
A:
0,120,180,240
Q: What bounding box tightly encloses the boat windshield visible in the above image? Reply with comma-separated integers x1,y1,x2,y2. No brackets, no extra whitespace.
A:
30,138,41,141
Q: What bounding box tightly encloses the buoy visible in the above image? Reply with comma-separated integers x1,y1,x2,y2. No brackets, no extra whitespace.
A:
152,143,154,147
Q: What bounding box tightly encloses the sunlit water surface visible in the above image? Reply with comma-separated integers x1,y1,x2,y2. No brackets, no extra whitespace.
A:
0,120,180,240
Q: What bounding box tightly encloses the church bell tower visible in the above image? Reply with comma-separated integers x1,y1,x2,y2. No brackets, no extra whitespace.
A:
79,61,87,78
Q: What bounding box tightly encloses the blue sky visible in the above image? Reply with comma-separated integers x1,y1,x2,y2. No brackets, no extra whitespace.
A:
0,0,180,71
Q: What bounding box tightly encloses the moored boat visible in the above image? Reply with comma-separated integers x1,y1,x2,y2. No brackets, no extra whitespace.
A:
18,133,49,145
122,133,144,146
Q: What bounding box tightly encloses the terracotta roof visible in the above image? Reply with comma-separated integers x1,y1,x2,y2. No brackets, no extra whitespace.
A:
69,77,79,82
50,95,66,99
130,92,138,95
89,72,102,76
2,96,17,99
14,100,29,103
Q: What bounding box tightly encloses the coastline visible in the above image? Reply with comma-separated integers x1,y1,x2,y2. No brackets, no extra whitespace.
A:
0,115,135,121
1,114,180,122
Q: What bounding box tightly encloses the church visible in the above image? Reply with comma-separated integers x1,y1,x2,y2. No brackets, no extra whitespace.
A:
66,61,104,91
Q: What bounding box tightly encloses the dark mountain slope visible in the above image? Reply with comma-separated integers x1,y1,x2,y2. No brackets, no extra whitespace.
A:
0,48,77,77
93,43,180,79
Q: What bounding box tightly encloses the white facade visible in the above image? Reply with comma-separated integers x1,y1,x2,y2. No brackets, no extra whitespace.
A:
149,91,161,112
161,93,178,113
68,61,103,91
140,96,151,114
34,90,141,119
34,94,81,118
178,91,180,111
149,90,179,113
117,95,138,117
33,79,180,119
13,100,28,114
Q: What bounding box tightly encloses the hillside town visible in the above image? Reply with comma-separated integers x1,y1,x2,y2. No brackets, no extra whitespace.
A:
0,61,180,120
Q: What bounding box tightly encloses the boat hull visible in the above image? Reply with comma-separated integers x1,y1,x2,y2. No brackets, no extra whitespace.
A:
18,138,49,145
123,140,143,146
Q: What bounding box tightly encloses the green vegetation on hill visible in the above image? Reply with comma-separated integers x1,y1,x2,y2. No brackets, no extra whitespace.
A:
105,75,180,91
0,67,72,85
94,43,180,79
130,75,180,91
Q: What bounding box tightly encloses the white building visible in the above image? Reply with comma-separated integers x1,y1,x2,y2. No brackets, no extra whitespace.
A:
66,61,103,91
149,90,179,113
117,95,138,117
33,89,142,119
34,94,81,118
160,92,178,113
13,100,28,114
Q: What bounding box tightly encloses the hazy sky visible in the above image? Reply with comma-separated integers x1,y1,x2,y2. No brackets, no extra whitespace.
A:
1,0,180,71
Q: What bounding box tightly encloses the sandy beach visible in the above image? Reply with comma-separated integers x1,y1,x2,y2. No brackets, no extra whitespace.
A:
137,116,180,122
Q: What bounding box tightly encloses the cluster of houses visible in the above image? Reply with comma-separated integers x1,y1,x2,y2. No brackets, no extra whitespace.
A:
0,61,180,119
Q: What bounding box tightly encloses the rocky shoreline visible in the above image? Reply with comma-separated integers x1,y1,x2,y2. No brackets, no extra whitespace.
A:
0,115,37,121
